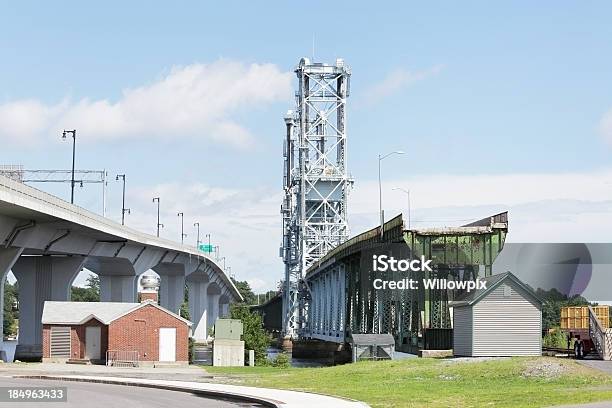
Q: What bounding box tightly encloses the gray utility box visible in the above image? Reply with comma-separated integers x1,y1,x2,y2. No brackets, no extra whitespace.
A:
214,319,243,340
213,319,244,367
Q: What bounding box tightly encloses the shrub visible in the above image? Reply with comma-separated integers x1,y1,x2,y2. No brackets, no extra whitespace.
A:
271,352,290,368
188,337,195,363
230,305,270,365
543,329,569,349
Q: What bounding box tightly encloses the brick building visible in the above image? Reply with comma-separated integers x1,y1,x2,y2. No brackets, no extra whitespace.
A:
41,299,191,365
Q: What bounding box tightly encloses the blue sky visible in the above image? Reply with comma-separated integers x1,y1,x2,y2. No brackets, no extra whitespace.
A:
2,2,612,291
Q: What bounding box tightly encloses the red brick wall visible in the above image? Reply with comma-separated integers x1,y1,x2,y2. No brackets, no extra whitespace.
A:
108,304,189,362
139,291,159,303
42,319,107,360
42,325,50,358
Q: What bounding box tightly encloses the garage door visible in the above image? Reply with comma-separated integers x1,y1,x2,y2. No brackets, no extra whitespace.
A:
159,328,176,362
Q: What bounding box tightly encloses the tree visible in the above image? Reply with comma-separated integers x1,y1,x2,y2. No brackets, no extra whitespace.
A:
230,304,270,365
231,278,256,305
254,290,279,305
71,275,100,302
180,284,190,320
536,288,595,329
3,279,18,337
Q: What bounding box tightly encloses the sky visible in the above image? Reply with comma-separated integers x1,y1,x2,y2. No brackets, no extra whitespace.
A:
1,2,612,291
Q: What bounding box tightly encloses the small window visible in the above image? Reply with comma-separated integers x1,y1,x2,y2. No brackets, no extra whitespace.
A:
503,285,512,297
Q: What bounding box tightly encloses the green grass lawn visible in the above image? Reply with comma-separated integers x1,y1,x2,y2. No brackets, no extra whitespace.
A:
206,357,612,408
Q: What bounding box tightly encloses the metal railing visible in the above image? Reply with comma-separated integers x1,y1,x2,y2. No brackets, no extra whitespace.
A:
106,350,140,367
589,306,612,360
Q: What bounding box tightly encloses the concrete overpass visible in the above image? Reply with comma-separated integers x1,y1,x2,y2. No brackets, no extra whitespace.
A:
0,174,242,360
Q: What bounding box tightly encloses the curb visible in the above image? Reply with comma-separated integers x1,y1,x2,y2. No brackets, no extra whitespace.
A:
16,375,282,407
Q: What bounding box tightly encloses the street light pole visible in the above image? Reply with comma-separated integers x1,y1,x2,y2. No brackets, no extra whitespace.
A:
378,151,404,237
152,197,163,237
194,222,200,248
205,233,211,253
115,174,130,225
177,212,186,244
392,187,411,229
61,129,77,204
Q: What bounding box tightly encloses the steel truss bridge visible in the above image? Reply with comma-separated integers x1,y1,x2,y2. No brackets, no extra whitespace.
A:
302,212,508,353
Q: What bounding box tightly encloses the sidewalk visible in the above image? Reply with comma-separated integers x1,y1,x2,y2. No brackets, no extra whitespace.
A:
14,374,371,408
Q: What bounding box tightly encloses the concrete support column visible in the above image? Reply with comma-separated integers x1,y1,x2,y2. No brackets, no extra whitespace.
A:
220,302,229,318
99,275,138,302
187,280,209,342
208,293,220,331
12,255,85,361
0,248,24,361
154,264,187,316
218,293,230,318
158,274,185,315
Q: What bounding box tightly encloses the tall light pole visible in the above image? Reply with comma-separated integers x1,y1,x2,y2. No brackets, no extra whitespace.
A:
392,187,411,229
152,197,163,237
177,212,187,244
220,256,226,270
115,174,130,225
205,233,211,253
61,129,77,204
194,222,200,248
378,151,404,237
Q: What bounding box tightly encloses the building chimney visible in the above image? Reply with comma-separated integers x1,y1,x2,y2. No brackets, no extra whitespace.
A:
139,273,160,303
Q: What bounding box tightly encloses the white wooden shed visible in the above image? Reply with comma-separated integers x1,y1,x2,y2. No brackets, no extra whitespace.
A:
450,272,542,357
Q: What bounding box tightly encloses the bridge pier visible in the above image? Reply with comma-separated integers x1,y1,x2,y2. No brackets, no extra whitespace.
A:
0,248,24,361
154,264,186,315
187,278,209,342
219,294,230,318
98,274,138,302
12,255,86,361
207,284,221,331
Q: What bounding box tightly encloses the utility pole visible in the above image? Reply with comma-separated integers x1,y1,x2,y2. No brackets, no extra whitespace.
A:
61,129,77,204
378,151,404,237
153,197,163,237
194,222,200,248
115,174,130,225
177,212,187,244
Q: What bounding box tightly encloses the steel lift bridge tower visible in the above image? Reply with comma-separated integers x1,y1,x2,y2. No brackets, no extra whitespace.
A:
281,57,353,341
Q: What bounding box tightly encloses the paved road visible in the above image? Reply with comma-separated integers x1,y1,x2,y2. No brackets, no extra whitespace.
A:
578,359,612,375
0,378,264,408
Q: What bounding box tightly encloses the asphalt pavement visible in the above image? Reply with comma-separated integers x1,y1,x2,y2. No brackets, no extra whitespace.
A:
0,378,264,408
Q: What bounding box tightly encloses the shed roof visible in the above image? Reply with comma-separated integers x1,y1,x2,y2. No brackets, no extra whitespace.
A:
449,271,542,308
42,300,192,326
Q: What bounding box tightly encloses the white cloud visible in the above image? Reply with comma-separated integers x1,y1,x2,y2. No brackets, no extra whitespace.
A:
122,182,283,291
361,64,444,105
0,60,293,148
73,168,612,291
350,168,612,243
599,108,612,143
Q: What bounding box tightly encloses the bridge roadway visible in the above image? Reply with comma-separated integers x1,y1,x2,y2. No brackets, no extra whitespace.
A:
0,174,241,360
